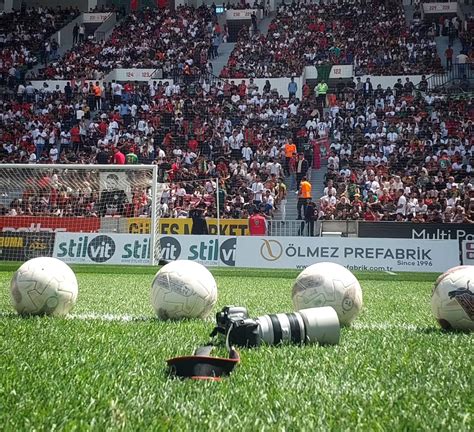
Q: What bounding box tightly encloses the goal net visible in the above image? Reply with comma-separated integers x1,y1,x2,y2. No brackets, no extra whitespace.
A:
0,164,160,265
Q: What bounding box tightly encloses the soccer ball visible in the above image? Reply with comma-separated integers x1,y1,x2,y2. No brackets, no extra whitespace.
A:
292,262,363,325
431,265,474,331
150,260,217,320
11,257,78,316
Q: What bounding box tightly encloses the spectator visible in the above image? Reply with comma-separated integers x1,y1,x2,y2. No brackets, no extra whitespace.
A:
73,22,79,45
297,176,312,220
316,80,328,107
249,208,267,236
295,153,310,191
288,78,297,98
190,204,209,235
78,24,85,43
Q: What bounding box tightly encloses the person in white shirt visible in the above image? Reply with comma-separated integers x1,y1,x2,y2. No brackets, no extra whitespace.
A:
263,190,274,215
267,159,282,177
49,144,59,162
396,189,407,216
241,143,253,162
323,179,337,196
327,153,340,170
387,130,398,142
251,177,264,204
112,81,123,104
306,118,317,130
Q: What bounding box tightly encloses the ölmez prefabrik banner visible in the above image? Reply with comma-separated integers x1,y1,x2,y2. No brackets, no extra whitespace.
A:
158,235,459,272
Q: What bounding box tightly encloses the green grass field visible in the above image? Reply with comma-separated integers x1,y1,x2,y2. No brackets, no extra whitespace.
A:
0,264,472,431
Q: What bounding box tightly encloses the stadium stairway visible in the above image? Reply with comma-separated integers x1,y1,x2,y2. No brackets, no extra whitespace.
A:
29,13,123,78
211,12,275,76
403,2,463,71
210,42,236,76
273,163,327,221
257,14,274,36
435,36,463,70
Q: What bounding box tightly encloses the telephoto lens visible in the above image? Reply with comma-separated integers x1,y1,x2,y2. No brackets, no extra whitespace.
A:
255,306,340,346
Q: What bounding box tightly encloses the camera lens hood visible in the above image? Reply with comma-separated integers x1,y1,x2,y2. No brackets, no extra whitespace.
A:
298,306,340,345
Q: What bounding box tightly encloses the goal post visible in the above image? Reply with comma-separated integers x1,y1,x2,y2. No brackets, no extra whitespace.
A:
0,164,161,265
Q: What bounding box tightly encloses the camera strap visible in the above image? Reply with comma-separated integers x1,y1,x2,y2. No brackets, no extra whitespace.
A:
167,345,240,381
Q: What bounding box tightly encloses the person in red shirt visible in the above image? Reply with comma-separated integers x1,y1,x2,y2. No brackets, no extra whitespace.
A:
188,136,198,152
70,124,81,152
249,208,267,236
98,119,108,136
445,45,453,70
238,80,247,98
113,147,125,165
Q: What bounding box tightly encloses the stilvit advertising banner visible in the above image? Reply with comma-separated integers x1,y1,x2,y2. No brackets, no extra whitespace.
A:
0,232,55,261
53,233,151,265
159,235,236,267
235,237,459,272
158,235,458,272
0,216,100,233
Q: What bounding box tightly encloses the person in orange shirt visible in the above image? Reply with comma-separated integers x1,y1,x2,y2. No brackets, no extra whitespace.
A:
93,81,102,111
297,176,312,220
284,141,297,175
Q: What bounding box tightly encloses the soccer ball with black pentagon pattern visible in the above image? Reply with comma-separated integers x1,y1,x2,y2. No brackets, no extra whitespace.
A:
150,260,217,320
431,265,474,331
292,262,363,325
10,257,78,316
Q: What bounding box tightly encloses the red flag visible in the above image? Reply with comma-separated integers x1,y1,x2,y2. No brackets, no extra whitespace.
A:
312,137,329,168
130,0,138,11
156,0,167,8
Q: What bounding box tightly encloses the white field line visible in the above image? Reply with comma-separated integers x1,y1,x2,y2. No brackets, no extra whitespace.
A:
384,271,398,276
1,311,423,331
352,322,421,331
69,312,149,322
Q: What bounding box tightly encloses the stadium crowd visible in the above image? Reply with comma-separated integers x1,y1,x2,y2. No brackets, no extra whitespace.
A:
0,3,473,225
316,81,474,224
0,73,299,220
0,5,80,87
221,0,444,78
37,6,219,80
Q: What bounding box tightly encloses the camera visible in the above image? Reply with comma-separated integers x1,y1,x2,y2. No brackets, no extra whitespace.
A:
212,305,340,347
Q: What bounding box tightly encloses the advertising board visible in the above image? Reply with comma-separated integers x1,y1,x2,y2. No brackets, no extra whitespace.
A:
235,237,458,272
53,233,151,265
358,222,474,242
461,240,474,265
0,232,55,261
159,235,236,267
158,235,458,272
127,218,250,236
0,216,100,233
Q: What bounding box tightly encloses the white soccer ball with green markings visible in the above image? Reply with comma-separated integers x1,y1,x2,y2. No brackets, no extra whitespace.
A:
10,257,78,316
150,260,217,320
292,262,363,325
431,265,474,331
